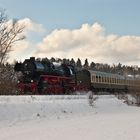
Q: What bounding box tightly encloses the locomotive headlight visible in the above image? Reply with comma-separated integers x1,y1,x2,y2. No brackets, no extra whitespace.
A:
31,80,34,83
17,80,20,83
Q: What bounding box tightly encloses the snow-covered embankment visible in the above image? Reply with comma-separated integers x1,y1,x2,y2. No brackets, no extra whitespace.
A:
0,95,92,123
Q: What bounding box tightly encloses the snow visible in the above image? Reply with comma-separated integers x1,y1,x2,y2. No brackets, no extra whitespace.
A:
0,94,140,140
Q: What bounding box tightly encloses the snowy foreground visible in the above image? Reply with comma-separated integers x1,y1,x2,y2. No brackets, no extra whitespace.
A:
0,94,140,140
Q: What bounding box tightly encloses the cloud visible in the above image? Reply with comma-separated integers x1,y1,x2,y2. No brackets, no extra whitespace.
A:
17,18,45,33
9,40,32,62
8,18,45,63
33,22,140,66
8,19,140,66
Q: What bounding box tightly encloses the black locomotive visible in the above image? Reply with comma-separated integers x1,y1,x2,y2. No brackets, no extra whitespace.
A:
14,57,81,94
15,57,140,94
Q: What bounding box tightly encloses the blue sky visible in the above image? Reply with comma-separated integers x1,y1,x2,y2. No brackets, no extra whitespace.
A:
1,0,140,36
0,0,140,66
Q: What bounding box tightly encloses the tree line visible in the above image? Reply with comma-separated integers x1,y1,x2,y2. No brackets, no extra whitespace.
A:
36,57,140,77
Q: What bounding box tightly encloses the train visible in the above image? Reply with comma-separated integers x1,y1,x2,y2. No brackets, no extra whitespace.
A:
14,57,140,94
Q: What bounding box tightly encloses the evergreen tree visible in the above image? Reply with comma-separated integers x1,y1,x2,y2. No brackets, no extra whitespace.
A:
76,58,82,69
70,58,76,66
90,62,96,70
62,58,70,64
42,57,49,62
50,57,56,62
83,58,89,69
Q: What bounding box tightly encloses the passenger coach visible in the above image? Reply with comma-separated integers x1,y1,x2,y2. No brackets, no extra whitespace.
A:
76,69,140,93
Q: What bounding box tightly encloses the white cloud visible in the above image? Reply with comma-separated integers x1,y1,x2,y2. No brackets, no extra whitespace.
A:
17,18,45,33
9,20,140,66
33,22,140,66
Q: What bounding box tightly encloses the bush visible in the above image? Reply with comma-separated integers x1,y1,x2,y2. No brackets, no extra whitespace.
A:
0,64,18,95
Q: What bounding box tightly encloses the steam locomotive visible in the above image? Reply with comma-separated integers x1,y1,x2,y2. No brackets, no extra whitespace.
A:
14,57,140,94
14,57,86,94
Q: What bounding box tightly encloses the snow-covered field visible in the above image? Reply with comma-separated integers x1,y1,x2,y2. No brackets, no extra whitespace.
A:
0,94,140,140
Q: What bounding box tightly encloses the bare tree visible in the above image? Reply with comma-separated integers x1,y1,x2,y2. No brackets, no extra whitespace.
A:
0,9,25,65
0,9,25,94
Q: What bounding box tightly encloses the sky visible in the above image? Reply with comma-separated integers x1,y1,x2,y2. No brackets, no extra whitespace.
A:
0,0,140,66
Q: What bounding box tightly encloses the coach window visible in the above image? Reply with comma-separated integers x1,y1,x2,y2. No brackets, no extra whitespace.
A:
94,75,97,82
105,77,107,83
113,77,115,84
123,79,125,84
111,77,113,83
108,77,110,83
115,78,118,84
94,75,96,82
106,77,108,83
116,78,118,84
96,76,98,83
120,79,121,84
104,77,106,83
98,76,101,83
91,76,93,82
100,76,102,83
114,78,116,84
103,77,105,83
128,80,130,85
110,77,112,83
113,77,114,84
125,79,127,84
127,80,129,85
122,79,124,84
129,80,131,85
130,80,132,85
121,79,123,84
112,77,114,84
101,76,103,83
92,75,96,82
119,79,121,84
107,77,109,83
105,77,108,83
120,79,123,84
115,78,117,84
118,78,120,84
109,77,111,83
101,76,104,83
